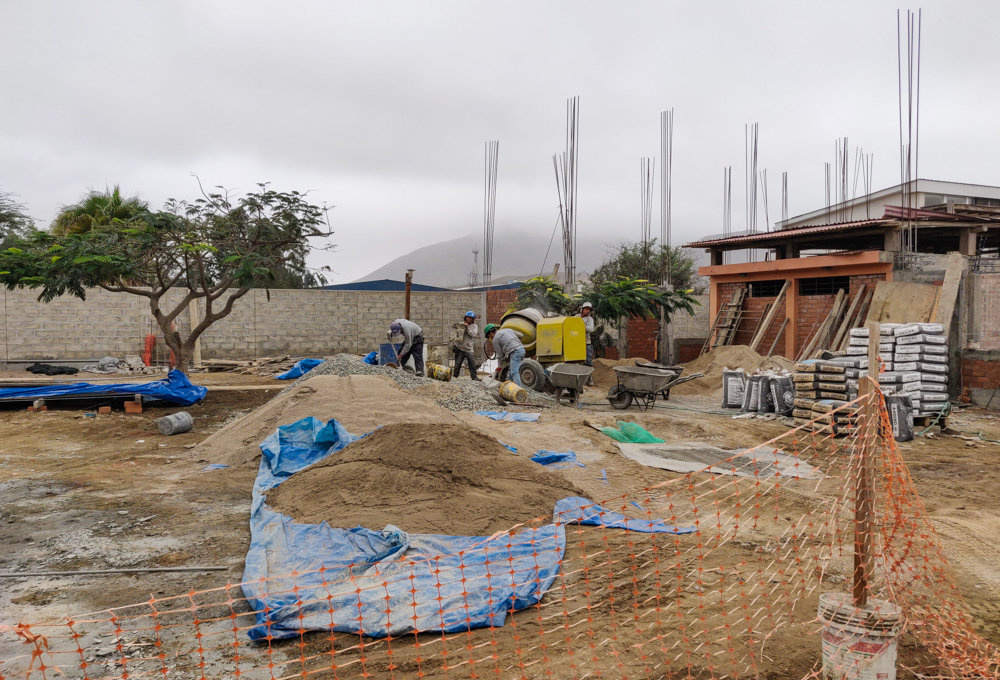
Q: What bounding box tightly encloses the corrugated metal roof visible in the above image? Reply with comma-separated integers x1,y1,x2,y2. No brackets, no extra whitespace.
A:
319,279,454,292
684,218,895,248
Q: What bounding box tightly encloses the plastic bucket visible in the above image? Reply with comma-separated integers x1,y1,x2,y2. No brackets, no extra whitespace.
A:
499,381,527,404
818,593,902,680
158,411,193,436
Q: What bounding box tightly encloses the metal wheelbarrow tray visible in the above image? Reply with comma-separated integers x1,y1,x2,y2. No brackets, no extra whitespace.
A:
609,366,704,411
547,363,594,407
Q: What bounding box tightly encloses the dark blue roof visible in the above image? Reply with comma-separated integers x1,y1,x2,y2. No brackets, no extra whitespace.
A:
319,279,453,292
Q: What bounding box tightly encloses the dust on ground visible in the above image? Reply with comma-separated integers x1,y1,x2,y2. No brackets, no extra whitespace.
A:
268,423,585,535
2,362,1000,676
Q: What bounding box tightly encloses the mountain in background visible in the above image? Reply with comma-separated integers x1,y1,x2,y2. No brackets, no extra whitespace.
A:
355,231,709,287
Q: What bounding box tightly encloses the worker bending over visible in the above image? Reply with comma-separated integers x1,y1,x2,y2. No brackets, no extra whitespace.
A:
485,323,525,388
389,318,425,376
580,301,595,386
453,310,480,380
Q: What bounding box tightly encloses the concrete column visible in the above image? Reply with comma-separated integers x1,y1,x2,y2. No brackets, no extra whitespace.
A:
784,277,798,359
959,229,977,256
884,226,901,252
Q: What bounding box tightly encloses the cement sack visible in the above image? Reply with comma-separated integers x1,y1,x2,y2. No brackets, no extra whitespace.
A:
818,382,848,392
740,375,758,412
919,382,948,393
897,333,948,346
820,391,848,399
920,372,947,383
921,392,949,403
755,375,775,413
846,346,868,356
894,323,945,337
792,408,815,419
908,353,946,363
878,352,894,361
828,357,868,369
917,362,947,373
768,375,795,415
886,394,915,442
816,373,846,382
794,360,846,373
793,397,816,410
722,369,746,409
848,336,870,347
849,327,870,338
880,361,894,371
913,344,948,354
794,390,819,400
894,361,918,372
878,343,896,353
811,399,854,414
880,323,902,335
879,371,921,384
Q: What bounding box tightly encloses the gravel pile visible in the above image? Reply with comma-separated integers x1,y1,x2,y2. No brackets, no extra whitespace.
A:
280,354,553,412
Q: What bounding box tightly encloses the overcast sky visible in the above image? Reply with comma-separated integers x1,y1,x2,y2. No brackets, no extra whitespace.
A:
3,1,999,283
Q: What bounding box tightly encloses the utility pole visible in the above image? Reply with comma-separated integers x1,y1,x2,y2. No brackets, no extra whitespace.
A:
404,269,414,320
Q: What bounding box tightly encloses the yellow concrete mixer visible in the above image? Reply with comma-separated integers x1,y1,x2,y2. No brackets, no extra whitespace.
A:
493,307,587,391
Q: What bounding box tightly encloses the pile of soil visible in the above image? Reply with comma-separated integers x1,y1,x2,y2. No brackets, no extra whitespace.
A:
671,346,794,397
266,423,586,536
591,358,639,391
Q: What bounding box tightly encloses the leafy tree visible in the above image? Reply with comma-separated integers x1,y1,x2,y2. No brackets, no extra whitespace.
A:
589,239,705,293
583,277,698,331
51,185,149,236
0,188,33,248
0,184,332,373
508,275,576,315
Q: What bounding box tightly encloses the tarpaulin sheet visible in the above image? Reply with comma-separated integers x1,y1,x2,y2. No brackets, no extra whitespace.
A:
531,450,585,468
0,369,206,406
241,416,694,641
474,411,541,422
276,358,324,380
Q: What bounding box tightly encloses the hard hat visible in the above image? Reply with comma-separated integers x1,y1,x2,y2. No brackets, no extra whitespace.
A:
581,302,593,309
465,310,476,318
389,322,402,333
484,323,498,335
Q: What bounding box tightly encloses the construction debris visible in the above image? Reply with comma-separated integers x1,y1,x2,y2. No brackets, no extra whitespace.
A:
199,355,295,375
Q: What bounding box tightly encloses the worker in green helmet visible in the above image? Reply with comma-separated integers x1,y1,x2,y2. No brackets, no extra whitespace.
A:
453,310,480,380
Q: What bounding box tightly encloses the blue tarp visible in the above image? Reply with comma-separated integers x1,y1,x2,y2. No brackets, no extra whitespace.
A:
531,450,585,468
276,358,324,380
241,416,694,641
0,370,206,406
362,351,378,365
474,411,541,422
553,497,696,535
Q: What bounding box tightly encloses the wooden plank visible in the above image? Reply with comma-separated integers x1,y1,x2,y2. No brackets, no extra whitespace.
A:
931,252,965,326
749,280,789,352
766,318,789,358
800,288,845,358
839,289,873,351
853,324,880,608
871,282,939,323
863,281,891,324
747,302,772,350
830,285,866,351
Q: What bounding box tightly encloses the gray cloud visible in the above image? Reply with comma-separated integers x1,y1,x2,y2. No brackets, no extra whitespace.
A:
2,0,998,283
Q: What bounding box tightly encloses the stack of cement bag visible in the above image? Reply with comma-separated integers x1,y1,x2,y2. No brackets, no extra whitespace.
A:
721,368,795,417
790,358,867,436
847,322,949,420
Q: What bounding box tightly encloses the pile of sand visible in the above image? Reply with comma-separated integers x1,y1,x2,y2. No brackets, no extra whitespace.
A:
591,358,639,391
670,346,794,397
196,374,459,468
266,423,586,536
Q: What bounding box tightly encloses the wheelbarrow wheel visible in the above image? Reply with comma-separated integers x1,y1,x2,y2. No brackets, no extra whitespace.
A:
608,385,633,410
518,359,547,391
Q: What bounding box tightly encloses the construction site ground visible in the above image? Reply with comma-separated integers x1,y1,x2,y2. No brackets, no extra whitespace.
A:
2,366,1000,675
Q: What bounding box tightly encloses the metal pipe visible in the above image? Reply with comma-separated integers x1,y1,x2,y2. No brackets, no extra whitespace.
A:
0,566,229,578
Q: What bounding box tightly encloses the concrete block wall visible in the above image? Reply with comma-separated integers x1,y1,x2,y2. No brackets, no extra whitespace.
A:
0,288,485,363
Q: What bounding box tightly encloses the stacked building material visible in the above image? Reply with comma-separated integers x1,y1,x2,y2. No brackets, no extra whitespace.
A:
789,358,864,435
891,323,949,418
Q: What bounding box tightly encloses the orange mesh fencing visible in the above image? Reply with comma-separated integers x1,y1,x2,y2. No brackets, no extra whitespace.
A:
2,389,998,679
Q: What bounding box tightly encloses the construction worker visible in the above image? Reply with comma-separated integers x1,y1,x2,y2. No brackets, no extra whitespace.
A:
453,310,480,380
580,302,596,385
484,323,525,388
388,318,425,376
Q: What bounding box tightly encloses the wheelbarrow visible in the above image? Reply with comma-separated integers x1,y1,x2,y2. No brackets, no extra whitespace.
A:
608,366,704,411
547,363,594,408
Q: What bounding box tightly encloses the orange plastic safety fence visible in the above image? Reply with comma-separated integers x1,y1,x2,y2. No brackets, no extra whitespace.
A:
2,391,998,680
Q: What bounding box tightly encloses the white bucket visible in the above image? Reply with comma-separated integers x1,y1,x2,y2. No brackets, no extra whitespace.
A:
818,593,902,680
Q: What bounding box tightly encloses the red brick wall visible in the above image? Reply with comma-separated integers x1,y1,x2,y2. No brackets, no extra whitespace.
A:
677,341,702,363
718,273,887,358
486,289,518,325
626,316,659,360
961,359,1000,390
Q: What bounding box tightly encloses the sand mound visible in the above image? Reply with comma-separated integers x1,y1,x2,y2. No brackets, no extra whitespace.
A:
196,374,459,468
266,423,586,536
671,346,794,397
591,358,638,391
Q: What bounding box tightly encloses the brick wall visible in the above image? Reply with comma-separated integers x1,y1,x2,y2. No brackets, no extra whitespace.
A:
961,358,1000,390
0,288,485,363
626,316,659,361
486,289,518,325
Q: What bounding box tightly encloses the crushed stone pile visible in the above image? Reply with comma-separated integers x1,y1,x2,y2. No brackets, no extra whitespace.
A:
281,353,551,412
266,423,585,536
671,346,794,397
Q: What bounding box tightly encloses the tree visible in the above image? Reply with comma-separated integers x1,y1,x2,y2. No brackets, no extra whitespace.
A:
589,239,705,293
508,276,576,315
583,277,698,331
51,185,149,236
0,184,332,374
0,188,33,248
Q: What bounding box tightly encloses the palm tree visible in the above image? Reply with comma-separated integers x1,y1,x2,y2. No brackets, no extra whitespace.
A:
51,186,149,236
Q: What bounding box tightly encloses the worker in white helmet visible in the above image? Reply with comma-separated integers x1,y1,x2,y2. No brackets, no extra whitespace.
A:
453,310,480,380
580,301,596,385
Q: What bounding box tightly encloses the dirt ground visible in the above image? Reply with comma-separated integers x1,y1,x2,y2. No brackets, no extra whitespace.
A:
1,369,999,677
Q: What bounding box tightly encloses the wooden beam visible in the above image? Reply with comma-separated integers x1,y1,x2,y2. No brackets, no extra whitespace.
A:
830,285,866,351
853,323,880,609
766,318,789,358
749,280,789,352
931,252,965,327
